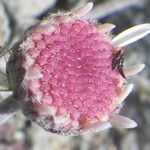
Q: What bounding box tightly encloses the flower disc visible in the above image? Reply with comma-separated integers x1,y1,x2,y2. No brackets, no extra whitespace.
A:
7,17,122,135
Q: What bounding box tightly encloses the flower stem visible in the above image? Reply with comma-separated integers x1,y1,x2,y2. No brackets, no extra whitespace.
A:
0,95,19,114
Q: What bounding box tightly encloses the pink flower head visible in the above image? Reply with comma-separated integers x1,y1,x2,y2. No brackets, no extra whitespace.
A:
6,2,149,135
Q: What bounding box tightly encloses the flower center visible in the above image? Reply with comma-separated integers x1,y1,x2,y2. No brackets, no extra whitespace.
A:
26,19,121,127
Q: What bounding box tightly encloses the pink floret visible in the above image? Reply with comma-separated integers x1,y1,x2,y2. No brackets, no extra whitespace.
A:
21,19,121,130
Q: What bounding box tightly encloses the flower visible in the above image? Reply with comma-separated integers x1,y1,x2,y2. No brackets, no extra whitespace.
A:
0,2,150,136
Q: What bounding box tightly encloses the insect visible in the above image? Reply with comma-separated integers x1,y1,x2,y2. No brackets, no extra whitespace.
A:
112,49,126,79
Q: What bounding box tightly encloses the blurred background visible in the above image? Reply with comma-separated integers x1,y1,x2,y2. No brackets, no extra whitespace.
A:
0,0,150,149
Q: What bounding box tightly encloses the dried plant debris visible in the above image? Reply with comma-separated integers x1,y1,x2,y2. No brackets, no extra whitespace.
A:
1,0,57,27
0,2,11,47
0,53,10,94
0,115,27,150
121,131,139,150
85,0,146,19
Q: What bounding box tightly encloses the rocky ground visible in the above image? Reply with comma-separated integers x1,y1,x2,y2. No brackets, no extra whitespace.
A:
0,0,150,150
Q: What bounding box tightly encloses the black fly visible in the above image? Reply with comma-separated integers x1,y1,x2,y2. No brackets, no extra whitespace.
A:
112,49,126,79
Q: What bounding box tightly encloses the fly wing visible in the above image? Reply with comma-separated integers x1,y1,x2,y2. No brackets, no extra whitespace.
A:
118,65,126,79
